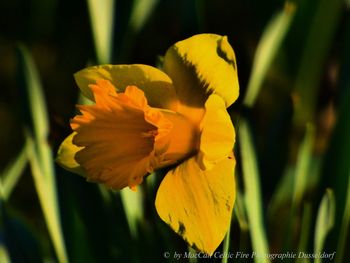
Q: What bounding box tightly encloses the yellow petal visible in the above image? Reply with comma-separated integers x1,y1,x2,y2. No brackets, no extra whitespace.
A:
197,94,235,170
74,64,178,110
155,156,236,255
56,132,85,176
163,34,239,107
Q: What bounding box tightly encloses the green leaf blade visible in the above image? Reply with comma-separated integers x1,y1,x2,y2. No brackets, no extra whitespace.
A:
244,3,296,107
314,189,335,263
239,119,270,263
87,0,115,64
18,45,69,263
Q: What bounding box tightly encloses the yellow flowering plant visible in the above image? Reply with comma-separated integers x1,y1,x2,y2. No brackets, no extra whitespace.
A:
56,34,239,254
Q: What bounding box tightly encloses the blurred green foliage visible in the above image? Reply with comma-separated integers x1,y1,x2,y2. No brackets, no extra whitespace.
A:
0,0,350,262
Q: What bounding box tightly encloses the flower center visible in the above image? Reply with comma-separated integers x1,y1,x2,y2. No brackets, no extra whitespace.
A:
155,110,200,168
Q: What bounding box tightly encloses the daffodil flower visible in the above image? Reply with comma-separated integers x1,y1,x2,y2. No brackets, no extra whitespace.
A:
57,34,239,254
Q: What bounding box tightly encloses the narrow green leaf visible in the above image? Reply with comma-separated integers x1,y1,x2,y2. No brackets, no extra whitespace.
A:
221,218,231,263
18,46,68,263
0,138,29,200
314,189,335,263
293,124,315,206
234,189,249,232
267,166,294,217
0,244,11,263
243,2,296,107
282,124,320,252
335,177,350,263
87,0,115,64
293,0,342,125
17,46,48,143
296,203,312,263
129,0,159,34
117,0,160,62
26,135,68,263
239,119,270,263
120,187,143,238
